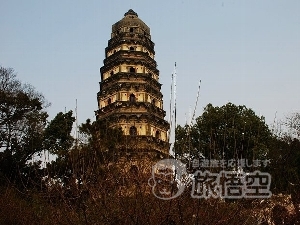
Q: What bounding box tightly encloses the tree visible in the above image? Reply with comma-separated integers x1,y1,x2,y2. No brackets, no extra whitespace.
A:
78,119,124,166
0,66,48,186
268,112,300,194
174,103,273,170
43,110,75,157
44,118,124,189
285,112,300,139
42,111,75,188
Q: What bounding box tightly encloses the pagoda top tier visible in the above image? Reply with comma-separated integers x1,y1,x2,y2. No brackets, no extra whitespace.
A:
112,9,150,35
124,9,138,17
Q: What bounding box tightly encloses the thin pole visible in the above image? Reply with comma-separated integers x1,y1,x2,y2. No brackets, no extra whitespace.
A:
75,99,78,148
168,73,174,144
173,62,177,158
191,80,201,125
188,80,201,168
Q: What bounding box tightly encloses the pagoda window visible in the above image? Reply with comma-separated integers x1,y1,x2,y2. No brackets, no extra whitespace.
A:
130,27,134,33
130,126,137,136
155,130,160,139
129,67,135,73
130,94,136,102
110,71,114,76
152,98,156,106
129,46,134,51
107,98,111,104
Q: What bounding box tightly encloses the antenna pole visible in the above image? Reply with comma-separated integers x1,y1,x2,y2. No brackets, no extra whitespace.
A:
188,79,201,168
168,73,174,144
75,99,78,148
174,62,177,158
191,80,201,125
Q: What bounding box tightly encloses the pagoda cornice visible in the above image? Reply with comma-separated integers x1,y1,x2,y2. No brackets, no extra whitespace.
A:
100,58,158,75
117,135,170,154
103,50,157,67
96,112,170,131
106,39,155,55
108,33,154,51
100,72,161,89
98,82,163,99
99,83,163,98
96,101,167,119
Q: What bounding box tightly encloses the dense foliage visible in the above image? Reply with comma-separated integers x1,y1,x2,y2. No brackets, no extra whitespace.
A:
0,67,48,188
174,103,273,169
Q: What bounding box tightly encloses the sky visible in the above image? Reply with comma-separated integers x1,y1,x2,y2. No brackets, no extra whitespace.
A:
1,0,300,132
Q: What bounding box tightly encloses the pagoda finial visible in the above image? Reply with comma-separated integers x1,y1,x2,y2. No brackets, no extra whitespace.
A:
124,9,138,17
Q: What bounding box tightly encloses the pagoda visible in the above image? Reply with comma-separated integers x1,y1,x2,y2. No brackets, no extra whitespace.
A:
95,9,169,158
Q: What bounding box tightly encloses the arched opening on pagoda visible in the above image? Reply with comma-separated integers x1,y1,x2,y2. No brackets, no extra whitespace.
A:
130,94,136,102
130,27,134,33
129,46,134,51
110,71,114,76
152,98,156,106
155,130,160,139
129,67,135,73
130,126,137,136
107,98,111,105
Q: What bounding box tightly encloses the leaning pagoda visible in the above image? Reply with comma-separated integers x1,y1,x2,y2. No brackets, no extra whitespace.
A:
95,9,169,158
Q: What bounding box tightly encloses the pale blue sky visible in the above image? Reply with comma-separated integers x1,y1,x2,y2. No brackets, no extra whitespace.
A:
1,0,299,129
